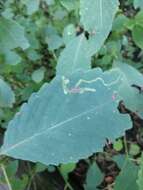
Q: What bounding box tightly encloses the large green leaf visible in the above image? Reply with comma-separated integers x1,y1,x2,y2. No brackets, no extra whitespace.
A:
0,17,29,50
57,35,91,75
0,68,131,165
80,0,119,56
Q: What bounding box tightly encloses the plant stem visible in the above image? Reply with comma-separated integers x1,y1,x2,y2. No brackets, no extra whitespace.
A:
1,164,12,190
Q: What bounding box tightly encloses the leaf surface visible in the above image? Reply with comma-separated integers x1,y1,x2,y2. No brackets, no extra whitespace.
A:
137,154,143,190
114,159,139,190
0,68,131,165
0,17,29,50
0,78,15,108
80,0,119,56
115,62,143,116
56,35,91,76
85,163,103,190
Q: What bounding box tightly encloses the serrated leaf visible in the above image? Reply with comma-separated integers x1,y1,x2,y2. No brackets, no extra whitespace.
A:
85,163,103,190
57,35,91,75
80,0,119,56
0,68,131,165
0,17,29,50
0,78,15,108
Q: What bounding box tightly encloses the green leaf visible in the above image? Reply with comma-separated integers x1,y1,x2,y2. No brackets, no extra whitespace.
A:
0,17,29,50
1,161,28,190
63,24,76,45
132,24,143,49
60,0,78,11
23,0,40,15
59,163,76,181
32,67,45,83
85,163,103,190
44,0,55,5
0,68,131,165
137,154,143,190
80,0,119,56
134,0,143,9
134,11,143,26
114,159,139,190
114,62,143,116
57,35,91,75
113,139,123,152
46,34,63,51
129,143,140,156
4,50,21,65
113,155,126,169
0,78,15,108
112,14,129,32
36,162,47,172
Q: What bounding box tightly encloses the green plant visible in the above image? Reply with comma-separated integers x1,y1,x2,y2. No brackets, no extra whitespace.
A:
0,0,143,189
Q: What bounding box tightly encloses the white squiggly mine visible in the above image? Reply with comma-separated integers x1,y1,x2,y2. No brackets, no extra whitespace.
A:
62,74,122,95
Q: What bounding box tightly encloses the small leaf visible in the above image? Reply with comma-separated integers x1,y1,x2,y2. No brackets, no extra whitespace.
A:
132,24,143,49
134,0,143,9
32,67,45,83
129,143,140,156
1,161,28,190
0,17,29,50
80,0,119,56
46,34,63,51
113,139,123,152
36,163,47,173
114,159,139,190
114,62,143,116
63,24,76,45
137,154,143,190
23,0,40,15
60,0,78,11
85,163,103,190
0,78,15,108
44,0,55,5
4,50,21,65
59,163,76,181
